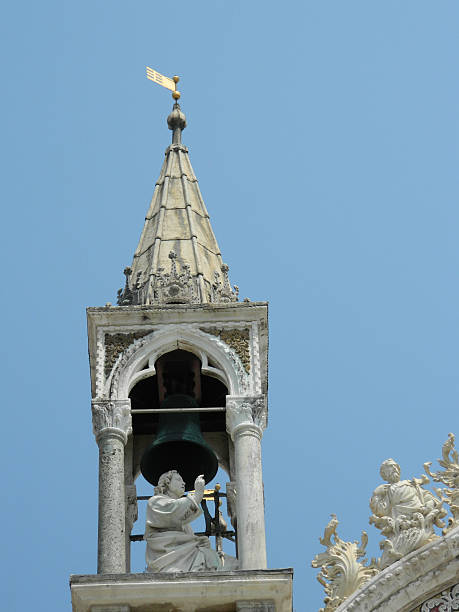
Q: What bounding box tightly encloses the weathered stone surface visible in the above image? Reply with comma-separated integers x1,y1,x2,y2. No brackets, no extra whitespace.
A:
91,607,130,612
236,601,275,611
97,433,126,574
116,106,238,306
87,303,268,400
105,332,151,377
70,569,293,612
226,397,267,570
204,328,251,373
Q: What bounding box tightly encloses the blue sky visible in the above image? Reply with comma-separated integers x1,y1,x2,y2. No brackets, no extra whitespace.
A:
1,1,459,610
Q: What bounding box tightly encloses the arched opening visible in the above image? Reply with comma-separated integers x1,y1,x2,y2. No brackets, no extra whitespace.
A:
129,349,228,436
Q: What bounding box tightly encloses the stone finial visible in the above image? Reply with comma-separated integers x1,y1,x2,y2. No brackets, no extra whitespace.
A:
211,264,239,303
117,267,134,306
424,432,459,533
167,102,187,132
369,458,446,568
312,514,378,612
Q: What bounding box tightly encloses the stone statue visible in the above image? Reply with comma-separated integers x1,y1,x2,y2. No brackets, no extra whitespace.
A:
369,458,446,568
144,470,221,573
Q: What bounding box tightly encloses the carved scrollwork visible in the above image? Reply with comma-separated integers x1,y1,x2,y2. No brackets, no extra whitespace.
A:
312,514,379,612
424,433,459,534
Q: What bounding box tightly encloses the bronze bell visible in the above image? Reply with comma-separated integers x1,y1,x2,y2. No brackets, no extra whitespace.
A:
140,393,218,491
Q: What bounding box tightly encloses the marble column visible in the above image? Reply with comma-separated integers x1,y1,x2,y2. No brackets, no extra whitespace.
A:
92,399,132,574
226,396,267,570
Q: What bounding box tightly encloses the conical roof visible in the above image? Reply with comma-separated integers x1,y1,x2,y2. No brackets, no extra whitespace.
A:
117,103,238,306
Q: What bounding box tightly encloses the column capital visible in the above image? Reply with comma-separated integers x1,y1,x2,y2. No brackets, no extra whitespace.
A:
226,395,267,441
91,399,132,445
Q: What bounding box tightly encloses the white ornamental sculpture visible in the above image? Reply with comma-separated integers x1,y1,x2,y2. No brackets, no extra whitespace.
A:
312,514,379,612
369,458,446,568
424,432,459,534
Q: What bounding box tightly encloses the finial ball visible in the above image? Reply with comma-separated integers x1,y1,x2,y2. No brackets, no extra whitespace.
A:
173,76,180,83
172,90,181,100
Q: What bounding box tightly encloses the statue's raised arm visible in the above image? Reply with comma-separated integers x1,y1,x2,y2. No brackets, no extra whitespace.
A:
144,470,221,573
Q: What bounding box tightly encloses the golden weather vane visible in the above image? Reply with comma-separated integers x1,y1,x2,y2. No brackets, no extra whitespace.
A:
146,67,181,101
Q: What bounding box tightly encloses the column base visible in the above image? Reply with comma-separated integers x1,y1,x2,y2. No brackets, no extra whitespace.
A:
70,568,293,612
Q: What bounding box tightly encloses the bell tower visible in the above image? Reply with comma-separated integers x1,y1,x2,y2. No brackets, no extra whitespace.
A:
70,86,293,611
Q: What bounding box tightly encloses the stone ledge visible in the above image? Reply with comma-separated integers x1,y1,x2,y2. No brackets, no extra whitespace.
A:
70,568,293,612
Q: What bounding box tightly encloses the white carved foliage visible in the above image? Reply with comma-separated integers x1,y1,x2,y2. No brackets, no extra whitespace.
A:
226,396,267,438
312,514,378,612
91,400,132,443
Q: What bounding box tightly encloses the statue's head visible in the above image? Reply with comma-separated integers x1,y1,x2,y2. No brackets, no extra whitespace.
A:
380,458,400,484
155,470,186,498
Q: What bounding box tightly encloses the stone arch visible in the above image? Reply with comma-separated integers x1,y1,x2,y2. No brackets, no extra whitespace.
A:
336,527,459,612
107,323,250,401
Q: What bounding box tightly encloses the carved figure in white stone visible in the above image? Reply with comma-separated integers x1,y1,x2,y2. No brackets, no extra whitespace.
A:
145,471,221,573
369,458,446,568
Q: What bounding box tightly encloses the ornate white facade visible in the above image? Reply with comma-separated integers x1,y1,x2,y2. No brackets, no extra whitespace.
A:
312,435,459,612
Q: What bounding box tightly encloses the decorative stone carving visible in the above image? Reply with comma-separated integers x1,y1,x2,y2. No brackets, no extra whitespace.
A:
91,400,132,444
211,263,239,303
369,459,446,569
117,254,239,306
331,527,459,612
152,251,199,304
424,433,459,534
204,327,251,373
312,514,379,612
104,331,151,377
108,332,154,399
419,583,459,612
226,396,267,438
145,471,232,572
117,267,134,305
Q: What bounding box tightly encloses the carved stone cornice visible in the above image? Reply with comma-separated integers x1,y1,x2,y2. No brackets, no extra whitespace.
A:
91,399,132,445
226,396,267,441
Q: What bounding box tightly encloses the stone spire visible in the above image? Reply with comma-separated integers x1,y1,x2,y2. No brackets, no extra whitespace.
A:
117,103,239,306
